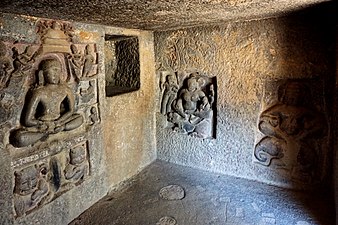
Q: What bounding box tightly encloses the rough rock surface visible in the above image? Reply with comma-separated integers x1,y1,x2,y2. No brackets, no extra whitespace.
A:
159,185,185,200
70,160,335,225
0,0,333,30
154,3,335,189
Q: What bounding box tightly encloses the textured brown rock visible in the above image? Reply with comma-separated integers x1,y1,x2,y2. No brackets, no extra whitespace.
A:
0,13,157,225
155,4,335,189
0,0,332,30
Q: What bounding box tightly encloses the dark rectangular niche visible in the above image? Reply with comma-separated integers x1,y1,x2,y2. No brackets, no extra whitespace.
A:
105,35,140,97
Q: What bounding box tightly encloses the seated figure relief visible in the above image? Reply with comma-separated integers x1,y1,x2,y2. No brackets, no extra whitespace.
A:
160,72,215,139
14,164,50,217
64,144,89,183
254,81,326,182
11,58,84,147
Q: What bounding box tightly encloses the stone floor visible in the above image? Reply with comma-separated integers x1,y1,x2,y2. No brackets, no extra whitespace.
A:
70,160,334,225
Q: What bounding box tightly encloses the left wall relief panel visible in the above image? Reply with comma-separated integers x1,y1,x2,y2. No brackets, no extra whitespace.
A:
0,14,106,225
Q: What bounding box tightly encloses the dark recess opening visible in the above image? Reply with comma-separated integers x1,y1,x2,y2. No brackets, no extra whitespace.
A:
104,35,140,97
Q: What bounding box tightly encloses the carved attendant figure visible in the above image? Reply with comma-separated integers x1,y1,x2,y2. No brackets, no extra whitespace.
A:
12,46,36,74
12,58,84,147
0,41,13,89
14,164,50,216
160,73,179,115
68,44,83,80
64,145,88,183
82,44,95,77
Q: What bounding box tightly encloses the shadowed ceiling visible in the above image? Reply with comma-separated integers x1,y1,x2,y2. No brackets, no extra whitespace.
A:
0,0,332,30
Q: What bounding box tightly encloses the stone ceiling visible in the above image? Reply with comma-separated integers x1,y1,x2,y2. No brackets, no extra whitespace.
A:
0,0,332,30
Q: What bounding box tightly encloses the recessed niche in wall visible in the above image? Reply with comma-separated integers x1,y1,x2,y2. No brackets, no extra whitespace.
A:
105,35,140,96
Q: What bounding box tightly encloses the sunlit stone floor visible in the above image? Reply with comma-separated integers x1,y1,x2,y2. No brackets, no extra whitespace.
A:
70,160,334,225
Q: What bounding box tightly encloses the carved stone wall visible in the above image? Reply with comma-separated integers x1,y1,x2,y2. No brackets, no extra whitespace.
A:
0,14,115,225
254,79,328,185
0,19,100,219
155,6,335,189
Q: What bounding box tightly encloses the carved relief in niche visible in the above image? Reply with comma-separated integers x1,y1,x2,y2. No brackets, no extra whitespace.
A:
159,71,216,139
0,19,99,217
13,163,51,217
13,140,90,217
254,80,327,184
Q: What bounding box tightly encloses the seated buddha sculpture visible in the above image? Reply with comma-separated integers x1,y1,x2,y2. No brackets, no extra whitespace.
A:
11,58,83,147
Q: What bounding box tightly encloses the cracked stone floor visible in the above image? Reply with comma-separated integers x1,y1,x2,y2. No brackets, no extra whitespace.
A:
70,160,334,225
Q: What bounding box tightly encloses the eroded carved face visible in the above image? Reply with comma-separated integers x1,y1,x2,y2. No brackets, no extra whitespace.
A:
71,44,78,54
45,65,61,84
187,78,198,92
15,166,39,195
70,146,86,165
40,59,62,84
167,74,177,86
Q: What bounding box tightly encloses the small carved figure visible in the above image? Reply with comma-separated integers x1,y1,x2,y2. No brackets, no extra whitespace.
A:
160,73,179,115
68,44,84,80
174,76,206,118
89,106,99,125
64,145,88,183
254,81,326,182
0,41,13,89
82,45,95,77
13,164,50,217
79,80,95,103
11,58,84,147
12,46,36,74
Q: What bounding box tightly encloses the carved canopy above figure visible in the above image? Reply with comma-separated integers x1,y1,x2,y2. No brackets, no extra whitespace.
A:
0,19,99,218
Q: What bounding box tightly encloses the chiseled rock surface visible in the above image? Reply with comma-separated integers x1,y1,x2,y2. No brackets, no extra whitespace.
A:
0,0,333,30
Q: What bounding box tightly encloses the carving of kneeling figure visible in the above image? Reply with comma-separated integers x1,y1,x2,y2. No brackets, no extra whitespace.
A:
11,58,83,147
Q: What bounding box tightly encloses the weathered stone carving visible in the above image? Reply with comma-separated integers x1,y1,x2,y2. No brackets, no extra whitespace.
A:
12,139,91,217
78,79,97,105
82,44,95,77
0,41,13,89
160,71,216,139
12,46,36,75
160,73,179,115
68,44,84,80
67,44,98,81
10,59,84,147
14,164,51,217
254,80,327,183
0,19,99,218
37,20,73,54
64,142,89,184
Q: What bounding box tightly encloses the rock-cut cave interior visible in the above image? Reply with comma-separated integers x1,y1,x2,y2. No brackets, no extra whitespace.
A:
0,0,336,224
